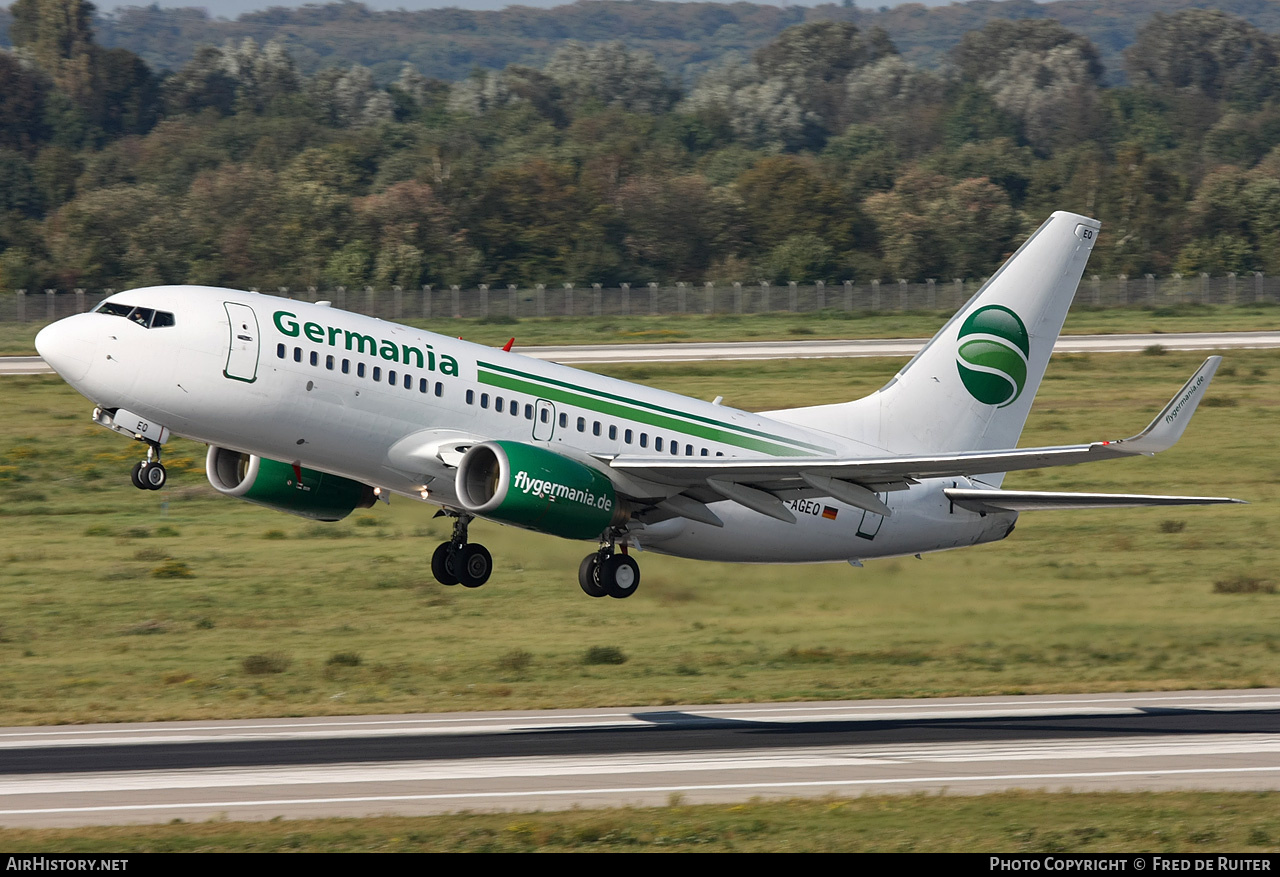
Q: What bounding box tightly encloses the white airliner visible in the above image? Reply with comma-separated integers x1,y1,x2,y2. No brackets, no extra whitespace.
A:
35,211,1242,598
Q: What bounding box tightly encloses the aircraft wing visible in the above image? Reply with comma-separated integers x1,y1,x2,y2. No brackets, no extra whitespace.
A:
944,489,1243,512
605,357,1239,521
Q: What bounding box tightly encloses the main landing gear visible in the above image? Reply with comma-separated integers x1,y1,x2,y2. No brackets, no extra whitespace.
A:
428,516,638,599
430,513,493,589
578,540,640,600
129,441,166,491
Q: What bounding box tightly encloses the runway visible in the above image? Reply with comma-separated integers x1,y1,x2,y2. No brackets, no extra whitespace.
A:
4,331,1280,375
525,331,1280,364
2,690,1278,827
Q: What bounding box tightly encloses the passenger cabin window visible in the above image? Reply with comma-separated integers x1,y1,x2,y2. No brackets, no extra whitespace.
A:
495,397,504,413
326,355,334,370
466,389,475,405
277,343,286,359
342,359,350,374
480,393,489,409
608,425,617,440
372,366,381,381
525,404,534,420
559,413,567,428
640,433,648,448
357,363,366,378
576,417,585,432
655,437,663,452
624,429,633,444
309,351,318,367
293,347,302,363
435,382,443,397
388,369,397,385
592,421,601,437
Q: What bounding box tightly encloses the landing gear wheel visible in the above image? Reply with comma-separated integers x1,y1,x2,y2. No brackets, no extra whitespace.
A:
130,441,167,491
600,554,640,599
458,544,492,589
578,554,606,598
431,514,490,589
141,462,166,490
431,542,460,586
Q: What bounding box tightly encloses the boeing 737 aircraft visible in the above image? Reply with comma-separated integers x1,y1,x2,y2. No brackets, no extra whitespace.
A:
35,212,1241,598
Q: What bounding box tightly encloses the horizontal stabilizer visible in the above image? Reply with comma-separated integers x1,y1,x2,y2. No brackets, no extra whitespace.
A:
945,488,1245,512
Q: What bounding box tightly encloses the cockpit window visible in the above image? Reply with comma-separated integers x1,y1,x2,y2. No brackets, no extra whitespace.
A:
92,301,175,328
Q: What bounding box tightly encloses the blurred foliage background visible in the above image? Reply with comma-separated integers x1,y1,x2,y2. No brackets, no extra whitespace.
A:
3,0,1280,294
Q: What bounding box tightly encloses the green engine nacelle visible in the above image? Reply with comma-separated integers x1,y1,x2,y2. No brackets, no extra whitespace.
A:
205,446,377,522
455,441,623,540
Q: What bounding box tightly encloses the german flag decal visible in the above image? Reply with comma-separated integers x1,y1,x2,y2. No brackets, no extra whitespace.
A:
822,506,838,520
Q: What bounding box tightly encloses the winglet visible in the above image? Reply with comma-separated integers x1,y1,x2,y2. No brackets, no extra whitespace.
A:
502,338,515,352
1113,356,1222,455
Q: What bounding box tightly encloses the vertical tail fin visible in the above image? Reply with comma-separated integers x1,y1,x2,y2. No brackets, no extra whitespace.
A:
768,211,1100,463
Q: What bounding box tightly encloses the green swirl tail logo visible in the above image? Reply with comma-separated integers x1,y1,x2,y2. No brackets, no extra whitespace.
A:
956,305,1030,407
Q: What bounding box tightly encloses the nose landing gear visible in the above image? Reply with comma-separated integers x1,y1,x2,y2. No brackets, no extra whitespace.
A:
430,513,492,588
129,441,166,491
91,407,171,492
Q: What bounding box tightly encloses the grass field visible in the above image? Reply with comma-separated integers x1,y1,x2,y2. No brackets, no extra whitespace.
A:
1,301,1279,354
0,349,1275,726
1,348,1276,850
1,791,1279,852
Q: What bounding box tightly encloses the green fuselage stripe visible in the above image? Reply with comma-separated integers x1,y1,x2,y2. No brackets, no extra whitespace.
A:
477,367,816,458
476,360,831,455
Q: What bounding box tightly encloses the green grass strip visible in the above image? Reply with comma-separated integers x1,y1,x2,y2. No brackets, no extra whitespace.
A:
1,791,1277,851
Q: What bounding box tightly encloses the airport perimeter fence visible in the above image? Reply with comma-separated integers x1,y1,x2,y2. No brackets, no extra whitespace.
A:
3,273,1279,325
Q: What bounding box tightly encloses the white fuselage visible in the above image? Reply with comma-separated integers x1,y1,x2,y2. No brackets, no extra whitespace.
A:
36,286,1016,564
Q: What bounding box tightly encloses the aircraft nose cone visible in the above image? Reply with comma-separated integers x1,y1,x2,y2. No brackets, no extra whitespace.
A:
35,318,95,383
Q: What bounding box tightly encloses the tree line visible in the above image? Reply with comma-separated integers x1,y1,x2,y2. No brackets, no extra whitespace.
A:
2,0,1280,294
18,0,1280,89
